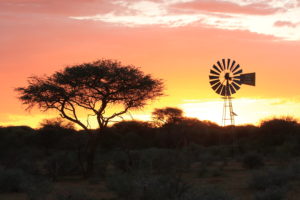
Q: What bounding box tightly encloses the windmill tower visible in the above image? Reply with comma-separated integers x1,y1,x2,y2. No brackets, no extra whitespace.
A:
209,58,256,126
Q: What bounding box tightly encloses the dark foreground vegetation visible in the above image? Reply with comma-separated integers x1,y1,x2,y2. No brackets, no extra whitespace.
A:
1,117,300,200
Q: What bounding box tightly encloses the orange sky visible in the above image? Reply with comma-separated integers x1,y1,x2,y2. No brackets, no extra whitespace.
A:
1,0,300,128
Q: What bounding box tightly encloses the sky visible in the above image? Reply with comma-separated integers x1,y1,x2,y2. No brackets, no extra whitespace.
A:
1,0,300,128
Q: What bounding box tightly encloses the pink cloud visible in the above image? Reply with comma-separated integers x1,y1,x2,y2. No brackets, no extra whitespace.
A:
0,0,117,16
171,0,282,15
274,21,299,28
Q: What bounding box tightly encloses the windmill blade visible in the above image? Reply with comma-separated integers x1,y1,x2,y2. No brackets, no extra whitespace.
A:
229,84,236,94
230,60,236,71
213,65,221,73
210,69,220,76
209,75,219,80
222,59,226,70
232,64,240,73
231,81,240,90
221,85,230,96
221,86,226,96
233,69,243,75
233,79,241,85
227,59,231,70
240,73,256,86
212,81,222,91
217,61,223,71
216,84,224,95
210,79,220,86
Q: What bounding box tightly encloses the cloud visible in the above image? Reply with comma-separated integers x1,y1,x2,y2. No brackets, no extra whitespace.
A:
171,0,282,15
2,0,300,40
0,0,116,16
0,113,52,128
69,0,300,41
274,21,300,28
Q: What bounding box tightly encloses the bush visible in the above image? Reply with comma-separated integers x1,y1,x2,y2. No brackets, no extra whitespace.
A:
287,160,300,180
260,117,299,146
111,148,191,174
106,171,134,199
183,186,233,200
0,168,28,192
44,151,81,180
242,153,264,169
106,171,191,200
249,168,291,190
198,165,208,178
254,186,287,200
56,189,95,200
210,167,223,177
0,168,52,200
24,176,53,200
15,158,40,175
150,149,191,174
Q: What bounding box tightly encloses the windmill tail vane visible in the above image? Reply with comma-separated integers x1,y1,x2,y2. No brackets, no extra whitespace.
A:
209,58,256,126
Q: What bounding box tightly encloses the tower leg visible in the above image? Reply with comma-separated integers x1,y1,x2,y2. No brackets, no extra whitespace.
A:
222,96,235,126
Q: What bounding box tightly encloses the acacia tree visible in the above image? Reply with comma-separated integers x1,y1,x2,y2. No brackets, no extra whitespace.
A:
16,59,164,175
151,107,183,126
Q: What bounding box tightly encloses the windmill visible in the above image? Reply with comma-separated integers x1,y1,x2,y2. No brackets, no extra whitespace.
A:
209,58,256,126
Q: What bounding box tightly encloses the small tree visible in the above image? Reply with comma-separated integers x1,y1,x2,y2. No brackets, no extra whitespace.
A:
39,118,75,130
16,59,164,175
151,107,183,127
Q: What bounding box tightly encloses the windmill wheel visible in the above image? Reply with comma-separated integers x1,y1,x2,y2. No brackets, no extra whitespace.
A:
209,58,243,96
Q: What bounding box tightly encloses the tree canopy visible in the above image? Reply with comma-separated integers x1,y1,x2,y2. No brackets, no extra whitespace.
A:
151,107,183,126
16,59,164,131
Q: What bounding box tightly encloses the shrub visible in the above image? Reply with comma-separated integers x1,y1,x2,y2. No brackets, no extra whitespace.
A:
287,160,300,180
0,168,52,199
106,171,136,199
210,167,223,177
260,117,299,146
88,153,109,184
198,165,208,178
242,153,264,169
183,186,233,200
111,151,134,172
254,186,287,200
111,148,190,174
24,176,53,200
0,168,28,192
56,189,95,200
150,150,191,174
106,171,191,200
249,168,291,190
44,151,81,180
15,158,40,175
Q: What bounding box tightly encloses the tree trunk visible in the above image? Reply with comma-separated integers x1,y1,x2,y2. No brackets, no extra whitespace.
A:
85,140,97,177
85,130,104,178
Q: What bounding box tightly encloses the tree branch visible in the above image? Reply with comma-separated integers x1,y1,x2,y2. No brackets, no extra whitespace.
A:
60,101,88,131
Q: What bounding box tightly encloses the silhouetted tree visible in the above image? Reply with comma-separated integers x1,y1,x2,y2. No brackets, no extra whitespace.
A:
16,59,164,176
38,118,75,153
260,117,299,146
39,118,75,130
112,120,154,149
152,107,183,127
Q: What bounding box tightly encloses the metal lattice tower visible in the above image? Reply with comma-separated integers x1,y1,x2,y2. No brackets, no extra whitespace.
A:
209,58,256,126
222,96,235,126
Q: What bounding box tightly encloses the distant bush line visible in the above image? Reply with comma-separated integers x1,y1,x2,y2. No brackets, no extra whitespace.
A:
1,117,300,152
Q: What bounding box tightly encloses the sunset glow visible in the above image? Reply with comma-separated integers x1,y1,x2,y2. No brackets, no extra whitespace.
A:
1,0,300,128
